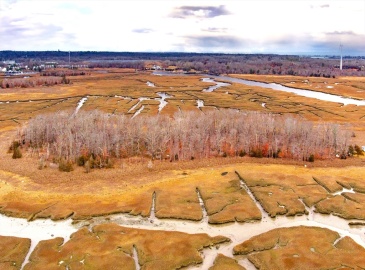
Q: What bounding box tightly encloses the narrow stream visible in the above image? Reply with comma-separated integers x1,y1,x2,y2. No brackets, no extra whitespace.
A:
196,188,209,223
75,96,88,114
127,93,172,116
128,97,149,113
156,92,173,113
146,81,155,87
149,192,156,222
333,187,355,196
132,105,145,118
133,246,141,270
201,78,230,92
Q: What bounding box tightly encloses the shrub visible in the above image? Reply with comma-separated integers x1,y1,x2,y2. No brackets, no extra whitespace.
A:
354,145,364,156
11,141,22,159
250,148,263,158
105,158,114,169
308,154,315,162
77,155,88,166
87,155,95,168
12,147,22,159
273,149,281,159
38,157,45,170
238,150,246,157
9,141,20,153
59,159,74,172
348,145,355,156
84,160,91,173
93,155,102,168
147,160,153,170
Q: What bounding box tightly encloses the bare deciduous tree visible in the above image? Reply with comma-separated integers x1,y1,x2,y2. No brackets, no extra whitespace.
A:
19,109,351,165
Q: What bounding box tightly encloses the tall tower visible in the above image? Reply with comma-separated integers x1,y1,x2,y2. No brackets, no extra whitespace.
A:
339,44,343,70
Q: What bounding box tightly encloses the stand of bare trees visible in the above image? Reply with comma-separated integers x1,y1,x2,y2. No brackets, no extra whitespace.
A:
1,76,70,88
19,110,350,165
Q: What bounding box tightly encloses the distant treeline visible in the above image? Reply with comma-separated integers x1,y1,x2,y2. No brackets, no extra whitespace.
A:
2,51,364,77
2,50,365,61
1,51,255,62
19,110,350,167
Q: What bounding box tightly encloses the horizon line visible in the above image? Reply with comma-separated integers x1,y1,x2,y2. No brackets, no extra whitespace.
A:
1,50,365,57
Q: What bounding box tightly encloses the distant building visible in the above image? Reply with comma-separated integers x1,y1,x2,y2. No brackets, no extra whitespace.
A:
165,65,177,71
45,61,58,68
144,63,162,70
152,65,162,70
3,60,15,65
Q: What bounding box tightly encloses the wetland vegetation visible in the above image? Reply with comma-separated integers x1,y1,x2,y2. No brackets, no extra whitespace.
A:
1,53,365,269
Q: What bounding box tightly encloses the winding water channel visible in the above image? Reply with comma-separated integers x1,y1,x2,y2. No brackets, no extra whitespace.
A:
1,196,365,269
212,75,365,106
154,71,365,106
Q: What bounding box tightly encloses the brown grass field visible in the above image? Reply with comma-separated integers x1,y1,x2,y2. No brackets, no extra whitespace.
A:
233,226,365,269
209,254,246,270
0,235,30,269
1,68,365,269
1,69,365,131
23,223,228,270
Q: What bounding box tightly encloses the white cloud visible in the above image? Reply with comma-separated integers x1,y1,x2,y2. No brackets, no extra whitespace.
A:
1,0,364,55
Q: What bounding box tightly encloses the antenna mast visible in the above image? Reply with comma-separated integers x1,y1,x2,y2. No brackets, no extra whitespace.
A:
69,51,71,68
339,44,343,70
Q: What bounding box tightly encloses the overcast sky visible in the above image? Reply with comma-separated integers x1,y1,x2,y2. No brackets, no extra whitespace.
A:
1,0,365,55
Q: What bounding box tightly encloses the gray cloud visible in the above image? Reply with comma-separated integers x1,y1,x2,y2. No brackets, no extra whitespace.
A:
0,16,63,38
132,28,154,34
0,16,76,50
311,32,365,54
0,0,17,11
271,32,365,55
236,32,365,55
0,17,30,39
325,31,356,36
178,31,365,55
33,13,54,16
184,35,244,49
202,27,228,33
170,5,231,19
310,4,330,9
